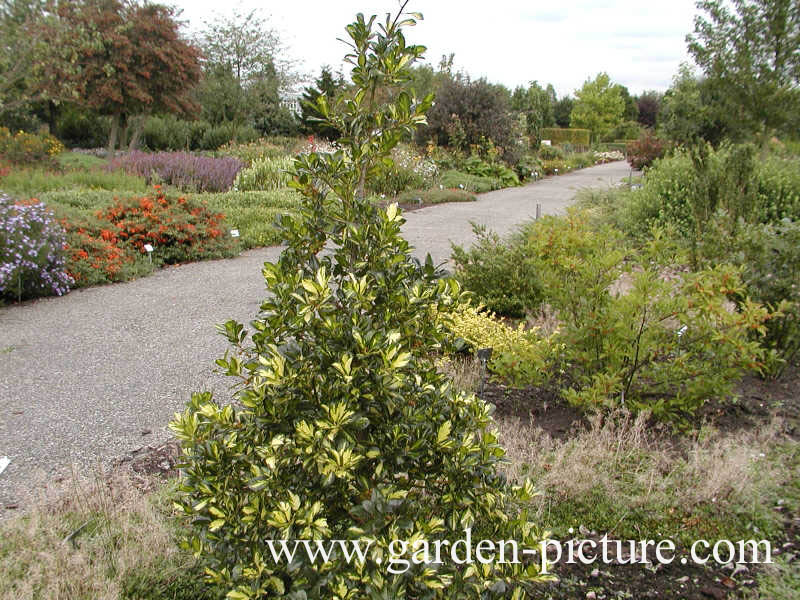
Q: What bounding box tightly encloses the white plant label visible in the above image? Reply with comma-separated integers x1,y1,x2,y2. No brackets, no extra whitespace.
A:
231,229,240,238
143,244,154,253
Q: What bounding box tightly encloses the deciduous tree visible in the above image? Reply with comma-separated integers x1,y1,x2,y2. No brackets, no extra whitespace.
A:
31,0,201,153
570,72,625,143
687,0,800,139
419,74,516,158
636,90,662,128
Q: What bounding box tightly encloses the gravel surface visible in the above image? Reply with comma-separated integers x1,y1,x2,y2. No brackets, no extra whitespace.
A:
0,161,630,506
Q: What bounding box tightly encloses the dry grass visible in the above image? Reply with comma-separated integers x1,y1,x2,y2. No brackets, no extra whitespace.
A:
495,411,793,544
438,354,483,394
0,471,210,600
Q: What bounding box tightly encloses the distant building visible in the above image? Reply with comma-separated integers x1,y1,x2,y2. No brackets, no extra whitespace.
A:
280,93,302,115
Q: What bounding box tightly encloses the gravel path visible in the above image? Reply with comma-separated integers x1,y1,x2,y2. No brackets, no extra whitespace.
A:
0,161,630,505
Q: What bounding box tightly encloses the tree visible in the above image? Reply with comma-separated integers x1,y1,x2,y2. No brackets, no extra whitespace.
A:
554,96,573,128
299,65,347,139
614,83,639,122
0,0,46,120
170,5,550,598
31,0,201,153
418,74,516,158
570,72,625,143
658,64,729,146
195,7,298,135
636,90,662,128
197,7,296,90
687,0,800,139
511,81,556,147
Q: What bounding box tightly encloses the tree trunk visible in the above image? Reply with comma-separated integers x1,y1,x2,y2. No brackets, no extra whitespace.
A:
47,101,57,135
128,115,145,151
107,111,120,157
119,113,129,150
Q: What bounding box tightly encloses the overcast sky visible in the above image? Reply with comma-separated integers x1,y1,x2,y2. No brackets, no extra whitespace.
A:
171,0,701,97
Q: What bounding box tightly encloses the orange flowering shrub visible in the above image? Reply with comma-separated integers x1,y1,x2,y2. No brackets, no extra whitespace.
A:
57,186,237,288
97,187,236,265
62,222,140,286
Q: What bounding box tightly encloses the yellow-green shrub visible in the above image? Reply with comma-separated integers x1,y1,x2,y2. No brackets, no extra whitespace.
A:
446,305,558,387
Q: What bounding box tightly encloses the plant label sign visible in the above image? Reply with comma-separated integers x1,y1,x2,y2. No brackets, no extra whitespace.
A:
231,229,240,238
143,244,154,253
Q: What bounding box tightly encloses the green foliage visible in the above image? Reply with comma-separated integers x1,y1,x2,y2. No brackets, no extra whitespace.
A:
605,119,642,143
233,155,294,191
512,81,556,147
540,159,568,175
194,6,294,137
619,145,800,243
216,139,287,165
395,187,475,205
553,97,573,128
55,104,110,148
0,126,63,164
121,562,226,600
203,189,301,249
461,155,519,187
636,91,662,129
699,215,800,377
738,219,800,375
199,122,260,152
366,144,437,196
688,0,800,139
452,224,542,318
512,154,542,181
446,304,556,387
54,151,108,171
438,169,501,193
141,114,194,151
419,75,518,162
540,127,591,147
170,9,550,598
521,212,770,423
569,73,625,143
739,556,800,600
299,66,347,139
537,145,564,160
141,117,261,153
0,167,148,198
36,188,146,210
657,65,729,146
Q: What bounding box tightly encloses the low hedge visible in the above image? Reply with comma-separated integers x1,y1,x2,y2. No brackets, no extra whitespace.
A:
541,128,591,147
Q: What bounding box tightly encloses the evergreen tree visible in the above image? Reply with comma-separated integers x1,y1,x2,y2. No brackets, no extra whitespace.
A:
299,65,346,140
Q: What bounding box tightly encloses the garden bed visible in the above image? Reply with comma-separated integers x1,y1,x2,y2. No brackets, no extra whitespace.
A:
478,364,800,599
